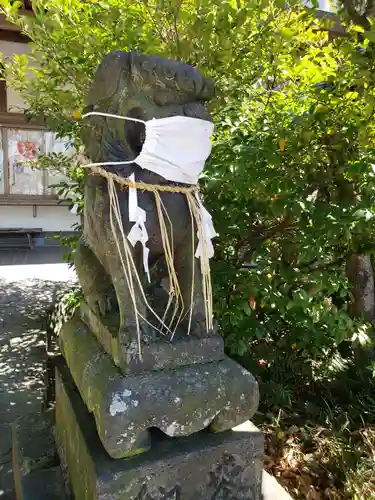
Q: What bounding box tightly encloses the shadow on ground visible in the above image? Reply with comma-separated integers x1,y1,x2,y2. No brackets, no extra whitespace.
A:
0,269,76,499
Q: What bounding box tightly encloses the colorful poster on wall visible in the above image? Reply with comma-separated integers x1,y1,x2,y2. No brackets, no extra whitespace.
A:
8,130,44,195
17,140,38,161
2,129,75,196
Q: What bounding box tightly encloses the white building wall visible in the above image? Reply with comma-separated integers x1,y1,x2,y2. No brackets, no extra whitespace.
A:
304,0,338,11
0,205,78,232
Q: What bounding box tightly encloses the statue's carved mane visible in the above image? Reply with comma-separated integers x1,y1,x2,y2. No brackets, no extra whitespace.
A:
82,51,214,182
85,51,214,109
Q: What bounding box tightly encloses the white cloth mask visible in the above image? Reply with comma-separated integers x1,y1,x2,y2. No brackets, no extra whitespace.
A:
82,111,217,281
82,112,213,184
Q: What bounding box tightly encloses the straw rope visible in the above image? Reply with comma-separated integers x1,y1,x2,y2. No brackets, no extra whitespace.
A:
85,164,200,195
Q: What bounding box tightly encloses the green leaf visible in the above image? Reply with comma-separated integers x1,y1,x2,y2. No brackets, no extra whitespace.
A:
363,31,375,42
352,25,365,33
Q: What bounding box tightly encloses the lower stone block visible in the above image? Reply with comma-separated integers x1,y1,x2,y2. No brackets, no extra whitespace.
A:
11,413,67,500
55,360,264,500
14,467,67,500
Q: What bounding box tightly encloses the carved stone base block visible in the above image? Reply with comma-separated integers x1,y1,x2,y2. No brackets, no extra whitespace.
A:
56,361,264,500
80,301,225,375
59,313,259,459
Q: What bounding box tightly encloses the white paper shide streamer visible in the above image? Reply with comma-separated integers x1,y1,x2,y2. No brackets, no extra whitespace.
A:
126,173,150,282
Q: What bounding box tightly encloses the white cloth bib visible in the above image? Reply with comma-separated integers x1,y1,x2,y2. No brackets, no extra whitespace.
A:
82,112,217,280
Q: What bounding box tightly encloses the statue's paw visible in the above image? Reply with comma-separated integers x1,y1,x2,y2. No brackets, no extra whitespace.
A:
210,318,219,335
190,313,207,338
98,295,111,316
190,315,218,338
87,294,112,318
118,319,156,344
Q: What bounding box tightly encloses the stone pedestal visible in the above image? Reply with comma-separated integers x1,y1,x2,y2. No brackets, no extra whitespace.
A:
80,301,225,374
53,308,264,499
56,360,263,500
9,305,294,500
59,312,259,459
11,406,293,500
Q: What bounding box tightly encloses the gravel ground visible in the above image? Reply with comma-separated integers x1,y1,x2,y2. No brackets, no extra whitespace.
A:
0,249,76,499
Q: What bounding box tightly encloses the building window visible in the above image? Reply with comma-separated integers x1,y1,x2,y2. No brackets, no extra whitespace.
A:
0,126,73,199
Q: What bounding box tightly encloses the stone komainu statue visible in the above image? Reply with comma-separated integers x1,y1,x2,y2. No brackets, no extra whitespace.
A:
58,52,260,473
75,51,216,349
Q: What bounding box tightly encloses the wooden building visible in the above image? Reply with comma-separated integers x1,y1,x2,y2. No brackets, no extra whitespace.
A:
0,1,77,247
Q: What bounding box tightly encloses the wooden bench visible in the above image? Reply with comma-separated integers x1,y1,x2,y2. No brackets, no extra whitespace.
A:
0,227,42,249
